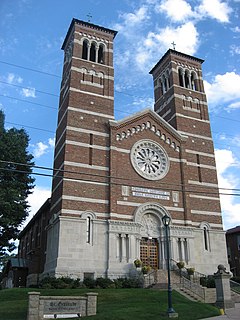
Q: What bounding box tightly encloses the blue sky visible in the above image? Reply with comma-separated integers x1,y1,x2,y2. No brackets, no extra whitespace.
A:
0,0,240,230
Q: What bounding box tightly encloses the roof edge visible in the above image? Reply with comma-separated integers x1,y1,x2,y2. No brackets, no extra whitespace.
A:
62,18,118,50
149,49,204,74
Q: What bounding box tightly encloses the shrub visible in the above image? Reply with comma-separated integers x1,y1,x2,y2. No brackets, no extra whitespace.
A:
200,276,215,288
134,259,142,268
113,277,143,288
83,277,96,289
187,268,195,275
231,277,240,284
95,277,115,289
39,276,82,289
176,261,185,269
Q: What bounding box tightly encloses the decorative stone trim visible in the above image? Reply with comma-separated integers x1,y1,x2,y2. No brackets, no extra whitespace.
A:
115,120,180,152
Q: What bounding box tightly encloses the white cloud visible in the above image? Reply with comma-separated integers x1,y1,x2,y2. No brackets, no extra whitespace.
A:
6,73,23,84
21,186,51,229
204,72,240,106
215,149,240,230
197,0,232,23
21,87,36,98
230,45,240,55
114,6,149,32
32,137,55,158
156,0,194,22
226,101,240,110
48,137,55,148
231,26,240,33
135,21,199,71
33,142,48,158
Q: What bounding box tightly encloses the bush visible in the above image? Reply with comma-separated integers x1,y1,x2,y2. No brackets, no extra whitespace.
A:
113,277,143,288
39,276,82,289
200,276,215,288
231,277,240,284
83,277,96,289
95,277,115,289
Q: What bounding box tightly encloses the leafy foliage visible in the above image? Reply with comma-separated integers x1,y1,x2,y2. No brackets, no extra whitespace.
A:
39,276,81,289
0,110,35,256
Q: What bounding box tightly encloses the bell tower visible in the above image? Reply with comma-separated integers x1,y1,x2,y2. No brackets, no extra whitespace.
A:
150,49,222,229
44,19,117,276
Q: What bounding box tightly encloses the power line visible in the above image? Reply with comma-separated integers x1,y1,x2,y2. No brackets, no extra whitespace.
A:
0,94,58,110
1,159,240,196
5,121,55,133
0,60,61,78
0,80,59,97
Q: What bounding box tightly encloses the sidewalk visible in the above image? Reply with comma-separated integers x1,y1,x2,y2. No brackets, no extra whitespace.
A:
200,303,240,320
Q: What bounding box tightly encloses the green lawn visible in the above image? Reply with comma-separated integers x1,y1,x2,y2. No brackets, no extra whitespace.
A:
0,288,220,320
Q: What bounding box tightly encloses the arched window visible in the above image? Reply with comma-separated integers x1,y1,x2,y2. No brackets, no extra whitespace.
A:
178,68,184,87
86,217,91,244
90,43,96,62
191,71,197,91
82,40,88,60
184,70,190,88
200,222,210,251
98,44,104,63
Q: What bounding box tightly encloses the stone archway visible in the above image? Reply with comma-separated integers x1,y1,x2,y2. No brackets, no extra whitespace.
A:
134,203,172,269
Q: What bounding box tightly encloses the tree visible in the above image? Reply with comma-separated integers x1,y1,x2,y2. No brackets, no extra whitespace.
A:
0,110,35,256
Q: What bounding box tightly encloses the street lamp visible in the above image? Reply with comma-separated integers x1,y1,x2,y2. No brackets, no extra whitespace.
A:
162,214,178,318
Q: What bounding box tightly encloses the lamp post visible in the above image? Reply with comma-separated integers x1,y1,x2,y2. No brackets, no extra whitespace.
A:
162,214,178,318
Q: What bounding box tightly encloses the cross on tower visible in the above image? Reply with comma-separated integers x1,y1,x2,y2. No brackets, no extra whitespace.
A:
87,13,92,22
171,41,176,50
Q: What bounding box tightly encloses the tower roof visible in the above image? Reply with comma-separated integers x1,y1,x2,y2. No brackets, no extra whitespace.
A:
149,49,204,74
62,18,118,50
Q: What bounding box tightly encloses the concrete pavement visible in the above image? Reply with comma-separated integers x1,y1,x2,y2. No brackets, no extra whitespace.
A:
200,303,240,320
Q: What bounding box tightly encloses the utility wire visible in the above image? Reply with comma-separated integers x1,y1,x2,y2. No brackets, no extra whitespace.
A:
0,94,57,110
0,80,59,97
1,159,240,196
0,60,61,78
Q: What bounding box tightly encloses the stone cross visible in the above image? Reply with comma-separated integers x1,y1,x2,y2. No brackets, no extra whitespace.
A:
171,41,176,50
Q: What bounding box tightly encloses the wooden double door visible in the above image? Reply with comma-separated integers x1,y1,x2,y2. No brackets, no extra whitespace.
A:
140,238,159,269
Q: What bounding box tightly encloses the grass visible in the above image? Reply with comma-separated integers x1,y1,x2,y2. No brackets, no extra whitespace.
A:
0,288,220,320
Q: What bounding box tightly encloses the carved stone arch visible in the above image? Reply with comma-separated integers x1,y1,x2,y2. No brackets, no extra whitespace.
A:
80,211,97,220
134,202,171,224
199,221,211,230
134,202,172,238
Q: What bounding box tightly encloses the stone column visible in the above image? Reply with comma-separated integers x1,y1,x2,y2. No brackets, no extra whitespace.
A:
121,234,126,262
213,265,235,309
180,238,185,261
86,293,98,316
27,292,40,320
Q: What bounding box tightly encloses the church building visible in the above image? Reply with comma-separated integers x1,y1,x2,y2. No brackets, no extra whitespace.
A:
18,18,228,286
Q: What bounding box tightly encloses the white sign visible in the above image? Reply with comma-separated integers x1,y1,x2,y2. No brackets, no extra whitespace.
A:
131,187,170,200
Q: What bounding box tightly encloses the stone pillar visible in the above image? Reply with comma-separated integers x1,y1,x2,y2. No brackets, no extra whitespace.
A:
121,234,126,262
86,293,98,316
213,265,235,309
180,238,184,261
27,292,40,320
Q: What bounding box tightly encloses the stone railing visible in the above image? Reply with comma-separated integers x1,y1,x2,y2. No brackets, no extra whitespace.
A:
27,291,98,320
180,276,216,303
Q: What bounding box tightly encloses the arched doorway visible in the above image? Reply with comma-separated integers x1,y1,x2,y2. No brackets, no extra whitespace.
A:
134,203,171,270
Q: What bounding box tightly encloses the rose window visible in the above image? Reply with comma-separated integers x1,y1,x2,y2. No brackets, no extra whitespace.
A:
130,140,169,180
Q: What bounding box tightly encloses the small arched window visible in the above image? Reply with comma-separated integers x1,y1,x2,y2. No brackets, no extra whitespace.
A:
191,71,197,91
200,222,211,251
86,216,91,244
82,40,88,60
178,68,184,87
90,43,96,62
98,44,104,63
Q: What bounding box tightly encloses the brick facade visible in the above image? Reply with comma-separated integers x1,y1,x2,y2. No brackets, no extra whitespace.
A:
18,18,228,285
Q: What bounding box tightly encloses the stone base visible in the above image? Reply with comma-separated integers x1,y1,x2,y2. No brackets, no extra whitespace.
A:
215,300,235,309
168,312,179,318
